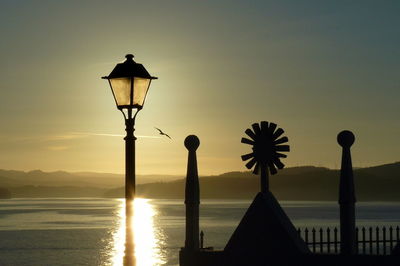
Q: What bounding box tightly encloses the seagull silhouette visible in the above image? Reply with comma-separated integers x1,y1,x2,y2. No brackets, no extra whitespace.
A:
155,127,171,139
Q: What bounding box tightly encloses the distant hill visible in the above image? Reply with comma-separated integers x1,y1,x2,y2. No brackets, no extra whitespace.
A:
9,186,106,198
102,162,400,201
0,169,181,198
1,162,399,200
0,169,181,188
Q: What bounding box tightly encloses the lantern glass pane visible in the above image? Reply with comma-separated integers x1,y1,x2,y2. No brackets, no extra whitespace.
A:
133,77,151,107
110,78,131,107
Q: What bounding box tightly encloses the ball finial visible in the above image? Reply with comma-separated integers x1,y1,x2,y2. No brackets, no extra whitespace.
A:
185,135,200,151
337,130,355,148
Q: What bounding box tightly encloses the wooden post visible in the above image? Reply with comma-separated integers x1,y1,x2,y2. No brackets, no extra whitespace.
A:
184,135,200,250
337,130,357,255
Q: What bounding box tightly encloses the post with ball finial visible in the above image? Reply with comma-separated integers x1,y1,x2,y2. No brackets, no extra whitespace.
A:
337,130,357,255
184,135,200,250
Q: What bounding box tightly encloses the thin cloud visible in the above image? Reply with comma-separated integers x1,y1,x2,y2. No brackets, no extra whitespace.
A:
137,135,162,139
0,132,161,144
72,132,124,137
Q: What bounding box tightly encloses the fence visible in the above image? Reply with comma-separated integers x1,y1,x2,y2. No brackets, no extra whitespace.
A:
297,226,400,255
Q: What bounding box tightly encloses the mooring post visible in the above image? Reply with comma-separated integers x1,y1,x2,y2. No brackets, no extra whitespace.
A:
200,230,204,249
337,130,357,255
184,135,200,250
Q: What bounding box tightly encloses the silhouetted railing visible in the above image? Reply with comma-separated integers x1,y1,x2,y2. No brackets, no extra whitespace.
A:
297,226,400,255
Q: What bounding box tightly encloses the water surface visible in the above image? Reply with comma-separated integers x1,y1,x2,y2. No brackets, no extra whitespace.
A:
0,198,399,265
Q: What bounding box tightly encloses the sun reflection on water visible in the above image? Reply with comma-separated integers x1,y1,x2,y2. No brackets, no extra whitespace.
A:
111,198,165,266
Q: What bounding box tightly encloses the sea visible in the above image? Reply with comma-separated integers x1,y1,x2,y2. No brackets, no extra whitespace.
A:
0,198,400,266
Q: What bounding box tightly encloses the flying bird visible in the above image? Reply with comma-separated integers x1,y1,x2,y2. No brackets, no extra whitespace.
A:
155,127,171,139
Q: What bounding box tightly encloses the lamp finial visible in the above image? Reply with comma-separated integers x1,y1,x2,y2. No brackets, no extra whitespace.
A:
125,54,134,61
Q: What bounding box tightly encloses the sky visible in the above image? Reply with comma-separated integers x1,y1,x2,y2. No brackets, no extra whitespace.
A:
0,0,399,176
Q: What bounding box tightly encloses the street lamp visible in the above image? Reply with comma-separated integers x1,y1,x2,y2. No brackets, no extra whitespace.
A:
102,54,157,200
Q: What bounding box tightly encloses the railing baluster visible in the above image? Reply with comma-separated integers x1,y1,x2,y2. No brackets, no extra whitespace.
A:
200,230,204,249
376,227,380,255
369,227,373,254
383,226,387,255
362,227,366,255
327,227,331,253
334,227,338,253
298,224,400,255
355,227,359,255
312,228,316,253
389,226,393,252
319,228,324,253
305,228,309,247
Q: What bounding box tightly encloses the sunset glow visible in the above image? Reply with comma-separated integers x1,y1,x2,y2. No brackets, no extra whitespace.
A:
111,199,165,266
1,1,399,176
1,1,400,266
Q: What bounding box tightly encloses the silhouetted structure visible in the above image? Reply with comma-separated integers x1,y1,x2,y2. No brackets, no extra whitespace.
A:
102,54,157,200
338,130,357,255
179,129,400,266
224,191,310,264
241,121,289,192
200,230,204,249
298,225,400,254
184,135,200,250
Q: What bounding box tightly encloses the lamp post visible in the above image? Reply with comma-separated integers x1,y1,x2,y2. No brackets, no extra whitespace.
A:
102,54,157,200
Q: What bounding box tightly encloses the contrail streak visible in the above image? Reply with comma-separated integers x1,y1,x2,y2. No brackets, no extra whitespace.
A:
71,132,161,139
136,135,162,139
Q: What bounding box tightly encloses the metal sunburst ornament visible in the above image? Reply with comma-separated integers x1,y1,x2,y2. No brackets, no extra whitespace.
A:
241,121,290,193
